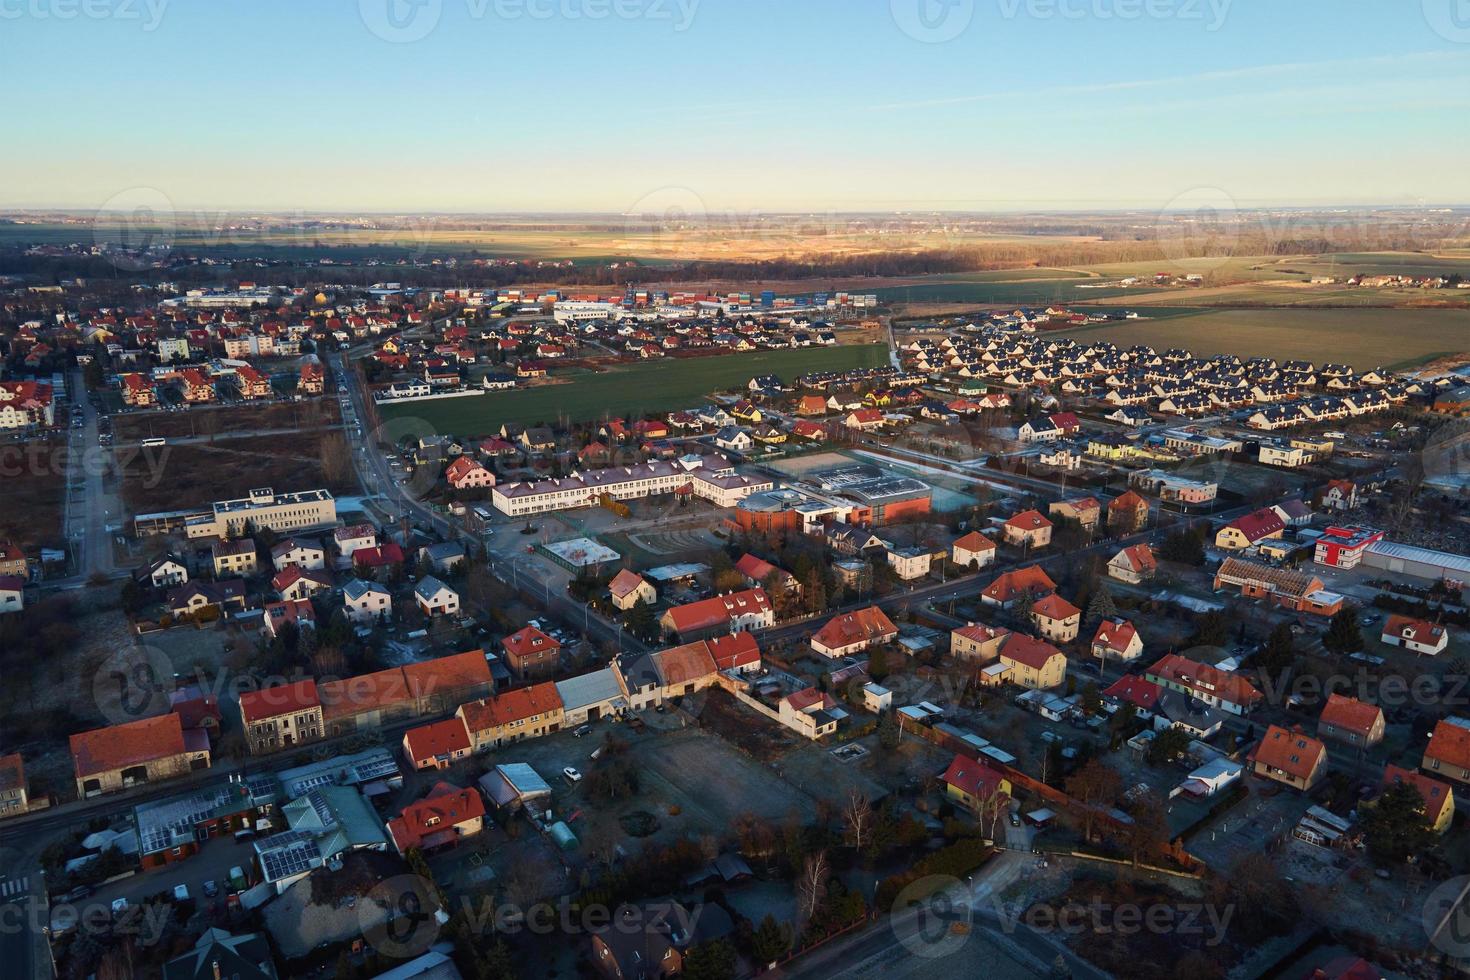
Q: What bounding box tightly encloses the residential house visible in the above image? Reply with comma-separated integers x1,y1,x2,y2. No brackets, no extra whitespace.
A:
1215,509,1286,551
659,588,773,639
1003,510,1053,549
413,576,460,617
981,565,1056,608
457,682,565,751
951,530,997,570
0,576,24,614
1145,654,1262,715
342,579,392,624
1213,558,1344,617
239,680,324,754
623,641,720,709
272,566,333,602
0,542,27,578
608,569,656,611
1091,619,1143,664
1378,764,1454,835
386,781,485,856
779,688,840,739
1381,615,1450,655
1049,497,1102,531
978,634,1067,690
1249,725,1328,791
1322,479,1359,512
445,455,497,490
263,599,316,640
887,546,933,581
1107,491,1149,534
810,606,898,659
166,580,246,619
162,930,278,980
503,625,562,680
1317,693,1385,750
418,541,467,576
942,755,1011,817
0,754,28,818
333,523,378,558
1108,543,1157,585
211,538,258,579
1424,718,1470,786
950,623,1012,665
402,718,473,771
270,537,326,572
1030,594,1081,643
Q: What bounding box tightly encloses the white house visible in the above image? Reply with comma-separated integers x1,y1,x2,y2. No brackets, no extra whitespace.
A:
713,426,754,453
139,555,189,588
951,531,996,571
414,576,461,617
862,682,893,713
333,524,378,559
343,579,392,625
887,547,932,581
1381,616,1450,656
271,537,327,572
0,576,23,614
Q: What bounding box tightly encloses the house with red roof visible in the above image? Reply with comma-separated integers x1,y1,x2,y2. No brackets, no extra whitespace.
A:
1029,594,1081,643
445,455,496,490
386,781,486,856
402,717,472,771
1317,693,1385,750
735,553,800,593
353,542,405,576
272,565,333,602
708,633,762,674
457,682,565,751
942,755,1011,817
1003,510,1053,549
608,569,655,611
1107,543,1157,585
1378,764,1454,834
71,714,210,797
1381,615,1450,656
659,588,772,639
1091,618,1142,663
779,688,840,739
951,531,997,570
299,362,325,395
1107,490,1149,534
978,634,1066,690
1249,725,1327,791
264,599,317,640
503,625,562,680
844,408,885,431
1321,479,1358,512
1103,675,1163,719
1145,654,1262,715
239,679,324,755
233,365,272,400
811,606,898,659
1422,718,1470,786
981,566,1056,608
950,623,1012,664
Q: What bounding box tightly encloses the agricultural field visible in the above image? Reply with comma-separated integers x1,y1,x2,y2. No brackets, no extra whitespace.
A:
378,344,892,433
1065,307,1470,371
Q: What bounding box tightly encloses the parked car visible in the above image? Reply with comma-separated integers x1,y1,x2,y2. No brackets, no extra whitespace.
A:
172,884,190,903
202,880,219,899
563,767,583,784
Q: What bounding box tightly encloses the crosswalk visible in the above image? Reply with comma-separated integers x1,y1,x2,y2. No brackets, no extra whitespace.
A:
0,876,29,900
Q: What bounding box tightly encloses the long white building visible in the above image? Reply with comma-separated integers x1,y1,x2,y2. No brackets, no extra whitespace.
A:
491,455,772,517
135,488,337,539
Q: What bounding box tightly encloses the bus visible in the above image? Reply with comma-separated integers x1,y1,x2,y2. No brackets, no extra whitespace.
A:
141,437,167,448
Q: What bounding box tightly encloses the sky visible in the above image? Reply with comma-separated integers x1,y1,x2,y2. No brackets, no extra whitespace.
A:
1,0,1468,213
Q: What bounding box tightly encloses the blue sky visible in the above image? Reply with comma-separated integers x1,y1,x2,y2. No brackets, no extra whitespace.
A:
2,0,1467,211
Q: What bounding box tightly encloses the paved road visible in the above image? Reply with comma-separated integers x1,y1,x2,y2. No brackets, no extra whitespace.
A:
0,862,42,980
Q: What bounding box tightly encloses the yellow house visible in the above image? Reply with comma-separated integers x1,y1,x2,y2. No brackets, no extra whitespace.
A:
950,623,1011,664
864,391,892,408
1086,436,1138,462
1380,765,1455,835
942,755,1012,816
981,634,1067,690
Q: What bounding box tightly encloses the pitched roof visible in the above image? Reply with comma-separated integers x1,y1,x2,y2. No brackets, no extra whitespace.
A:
459,681,563,733
403,718,471,765
1249,725,1326,781
1114,543,1157,573
952,530,997,554
387,781,486,853
1223,507,1286,543
1382,764,1453,828
662,588,771,634
503,625,560,661
1092,618,1139,654
608,569,648,601
1005,509,1052,531
942,754,1006,800
1000,633,1064,671
1383,615,1448,647
734,553,780,583
71,714,188,778
982,565,1056,604
239,679,320,724
654,641,719,686
1318,693,1383,737
707,633,761,671
1425,718,1470,771
1109,490,1147,512
812,606,898,651
1103,675,1162,710
1031,594,1080,622
1146,653,1263,708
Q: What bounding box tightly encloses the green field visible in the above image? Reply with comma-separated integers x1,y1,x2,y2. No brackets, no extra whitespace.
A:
1064,308,1470,371
378,344,892,434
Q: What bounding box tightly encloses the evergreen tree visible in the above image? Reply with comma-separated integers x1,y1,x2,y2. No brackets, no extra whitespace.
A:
1323,606,1365,654
1084,583,1117,627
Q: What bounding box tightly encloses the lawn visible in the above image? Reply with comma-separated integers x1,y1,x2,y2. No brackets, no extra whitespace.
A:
378,344,892,434
1062,307,1470,371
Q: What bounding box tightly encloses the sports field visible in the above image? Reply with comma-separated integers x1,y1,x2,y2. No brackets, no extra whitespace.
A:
377,344,892,434
1066,307,1470,371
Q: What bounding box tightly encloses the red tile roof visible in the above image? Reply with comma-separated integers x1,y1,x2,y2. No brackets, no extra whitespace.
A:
1031,594,1080,622
403,718,471,765
982,566,1056,604
1383,615,1448,648
387,781,485,853
1249,725,1326,782
707,633,761,671
942,754,1006,801
1092,618,1139,654
71,714,188,778
1103,675,1162,710
734,553,779,584
662,588,771,634
952,530,996,554
503,625,560,662
1115,543,1157,574
1224,507,1286,544
812,606,898,652
1318,693,1382,737
1382,764,1453,828
1000,634,1064,672
1425,718,1470,771
608,569,648,601
1005,509,1052,531
1146,653,1263,709
459,681,563,733
239,679,321,724
655,642,719,686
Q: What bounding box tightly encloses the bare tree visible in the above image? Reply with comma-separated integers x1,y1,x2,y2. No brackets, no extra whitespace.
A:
843,789,872,850
796,851,829,921
1064,759,1122,843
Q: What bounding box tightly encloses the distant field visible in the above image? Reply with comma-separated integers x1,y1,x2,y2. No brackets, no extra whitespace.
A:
1066,308,1470,371
378,345,892,434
